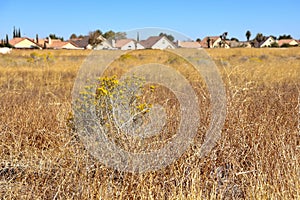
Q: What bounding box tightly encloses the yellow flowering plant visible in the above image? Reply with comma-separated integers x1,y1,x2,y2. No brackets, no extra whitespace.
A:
73,75,154,136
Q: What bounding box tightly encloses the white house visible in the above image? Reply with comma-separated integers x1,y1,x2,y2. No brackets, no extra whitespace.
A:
140,36,176,49
114,39,136,50
260,36,276,47
136,42,145,49
93,41,113,50
93,35,114,50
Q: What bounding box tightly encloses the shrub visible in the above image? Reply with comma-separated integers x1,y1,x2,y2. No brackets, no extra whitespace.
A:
73,75,154,134
281,43,291,48
271,42,279,48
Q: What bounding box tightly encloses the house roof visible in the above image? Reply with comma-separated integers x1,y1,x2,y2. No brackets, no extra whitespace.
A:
70,36,89,48
259,36,275,47
140,36,162,48
9,37,26,45
277,39,298,46
115,39,135,48
178,41,201,48
200,36,221,48
9,37,42,48
47,39,79,49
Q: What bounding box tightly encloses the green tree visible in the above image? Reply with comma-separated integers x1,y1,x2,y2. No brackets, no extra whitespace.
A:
207,37,211,48
221,32,228,40
271,42,279,48
4,34,13,47
159,33,175,42
88,29,103,45
270,35,277,40
196,38,201,42
246,30,251,41
278,34,292,40
230,37,239,42
5,34,9,45
281,43,293,47
17,28,21,37
255,33,264,43
115,32,127,40
49,34,64,41
36,34,39,43
103,30,115,39
69,33,77,39
13,26,16,38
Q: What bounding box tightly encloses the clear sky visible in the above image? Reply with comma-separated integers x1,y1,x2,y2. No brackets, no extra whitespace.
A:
1,0,300,41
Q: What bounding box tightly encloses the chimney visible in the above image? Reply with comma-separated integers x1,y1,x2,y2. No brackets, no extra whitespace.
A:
48,36,52,45
111,39,115,48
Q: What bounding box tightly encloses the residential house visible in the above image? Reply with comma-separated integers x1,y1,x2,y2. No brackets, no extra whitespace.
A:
140,36,176,49
71,36,92,49
45,38,81,49
277,39,298,47
93,35,114,50
259,36,276,48
9,37,42,49
177,41,201,49
113,38,151,50
114,39,136,50
136,42,145,49
200,36,230,48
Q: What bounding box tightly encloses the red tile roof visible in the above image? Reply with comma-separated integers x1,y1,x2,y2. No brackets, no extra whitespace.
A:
47,39,79,49
9,37,26,46
277,39,298,47
9,37,42,48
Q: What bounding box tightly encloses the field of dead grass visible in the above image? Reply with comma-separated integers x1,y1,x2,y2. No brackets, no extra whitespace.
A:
0,48,299,199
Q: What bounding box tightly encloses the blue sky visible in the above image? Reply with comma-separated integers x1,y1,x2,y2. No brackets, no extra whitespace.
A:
1,0,300,41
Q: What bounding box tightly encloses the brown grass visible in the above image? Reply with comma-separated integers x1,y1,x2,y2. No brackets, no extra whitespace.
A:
0,48,299,199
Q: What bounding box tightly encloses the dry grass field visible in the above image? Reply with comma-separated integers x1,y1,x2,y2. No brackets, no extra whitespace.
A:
0,48,299,199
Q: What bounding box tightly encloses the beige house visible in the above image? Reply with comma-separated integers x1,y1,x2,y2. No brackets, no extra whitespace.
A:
177,41,201,49
277,39,298,47
140,36,176,49
9,37,42,49
45,38,81,49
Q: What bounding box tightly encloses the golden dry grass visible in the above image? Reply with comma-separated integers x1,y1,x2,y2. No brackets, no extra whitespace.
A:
0,48,299,199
